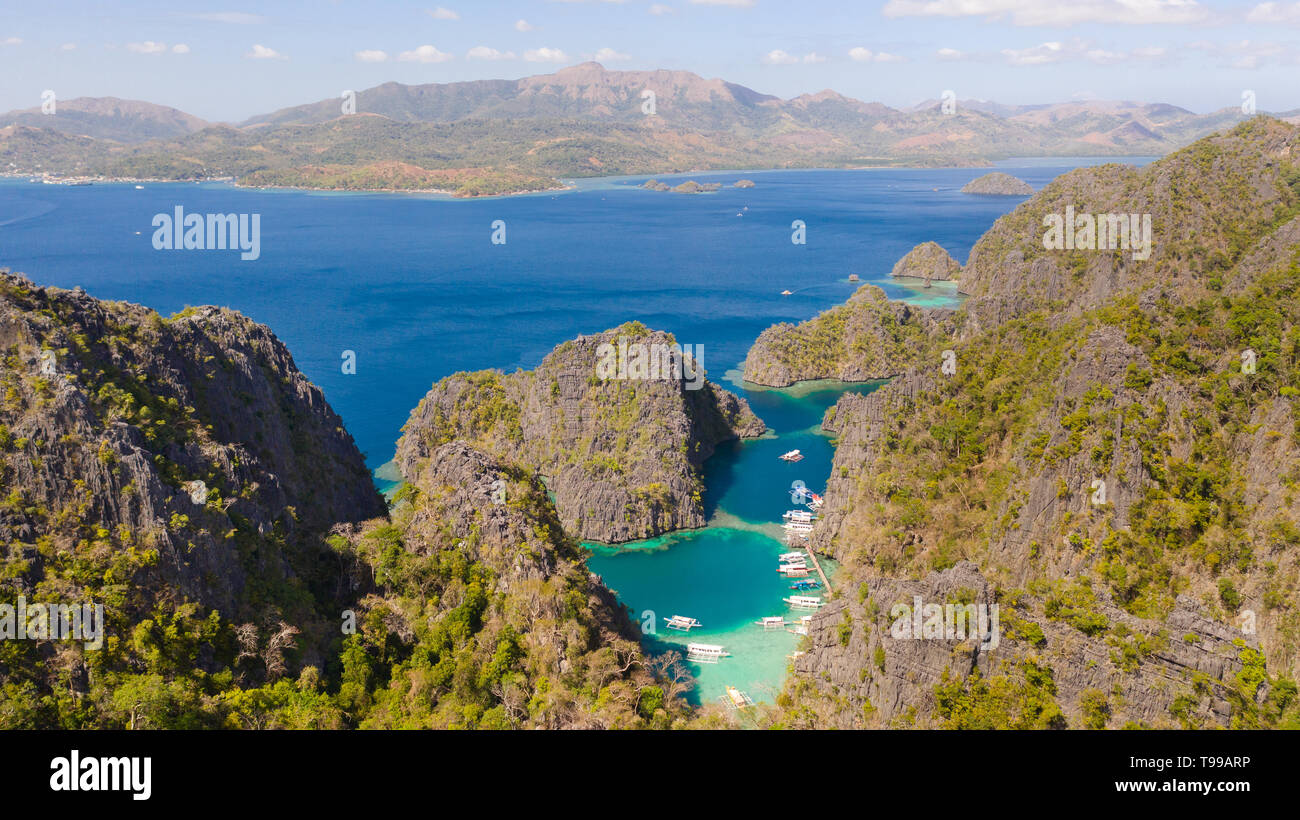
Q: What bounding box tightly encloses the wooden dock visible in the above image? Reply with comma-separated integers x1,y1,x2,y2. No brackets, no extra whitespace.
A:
803,544,833,595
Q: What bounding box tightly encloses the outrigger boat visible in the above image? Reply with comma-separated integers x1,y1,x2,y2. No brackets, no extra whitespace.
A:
777,562,808,574
783,509,816,525
787,615,813,635
755,615,788,630
664,615,702,631
686,643,731,663
782,569,812,578
724,686,755,709
784,595,823,610
779,449,804,462
789,580,821,591
778,551,806,562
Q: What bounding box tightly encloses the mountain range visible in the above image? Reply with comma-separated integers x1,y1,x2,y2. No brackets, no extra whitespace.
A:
3,63,1295,195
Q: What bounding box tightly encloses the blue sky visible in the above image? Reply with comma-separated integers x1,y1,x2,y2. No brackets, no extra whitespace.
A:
2,0,1298,121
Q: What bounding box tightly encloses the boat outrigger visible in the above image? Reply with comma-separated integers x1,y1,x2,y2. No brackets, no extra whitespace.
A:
784,595,823,610
686,643,731,663
664,615,702,631
724,686,755,709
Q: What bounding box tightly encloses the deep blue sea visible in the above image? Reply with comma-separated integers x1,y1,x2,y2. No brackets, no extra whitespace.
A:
0,160,1150,706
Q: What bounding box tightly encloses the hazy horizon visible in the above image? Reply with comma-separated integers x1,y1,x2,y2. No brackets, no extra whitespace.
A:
2,0,1298,121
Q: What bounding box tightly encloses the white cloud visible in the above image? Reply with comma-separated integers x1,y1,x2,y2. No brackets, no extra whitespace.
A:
690,0,756,6
1001,41,1065,65
936,47,964,60
524,47,570,62
246,43,286,60
467,46,516,60
193,12,265,24
172,43,190,54
127,41,168,54
427,7,459,20
849,46,905,63
762,49,799,65
515,19,534,31
60,43,77,50
355,49,389,62
649,4,675,13
592,47,631,62
398,44,454,62
2,37,23,46
1248,2,1300,23
882,0,1211,26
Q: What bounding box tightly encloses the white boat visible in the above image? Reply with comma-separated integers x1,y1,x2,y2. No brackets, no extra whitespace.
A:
782,521,814,535
724,686,755,709
664,615,702,631
779,449,804,462
784,595,823,610
777,562,807,573
782,568,811,578
780,289,792,296
755,615,787,630
686,643,731,663
134,185,144,189
783,510,815,524
787,615,813,635
778,551,806,562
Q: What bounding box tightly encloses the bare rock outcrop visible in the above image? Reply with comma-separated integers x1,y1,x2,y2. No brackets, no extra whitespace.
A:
396,322,764,543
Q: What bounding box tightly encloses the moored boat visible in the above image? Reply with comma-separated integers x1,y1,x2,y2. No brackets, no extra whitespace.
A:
784,595,823,610
686,642,731,663
664,615,702,631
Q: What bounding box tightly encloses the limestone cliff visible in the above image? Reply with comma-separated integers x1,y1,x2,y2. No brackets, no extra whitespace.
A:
332,440,690,728
742,285,953,387
763,118,1300,729
395,322,764,543
889,241,962,284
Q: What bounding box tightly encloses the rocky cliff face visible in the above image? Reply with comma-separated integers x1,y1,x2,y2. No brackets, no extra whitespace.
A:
889,241,962,283
784,562,1265,729
959,118,1300,329
960,172,1034,195
334,439,684,728
742,285,953,387
395,322,764,543
0,273,384,618
759,119,1300,729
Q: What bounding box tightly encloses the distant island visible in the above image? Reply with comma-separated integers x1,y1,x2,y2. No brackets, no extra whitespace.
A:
961,172,1034,195
1,62,1281,196
641,178,755,193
